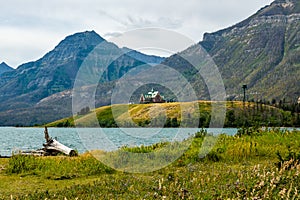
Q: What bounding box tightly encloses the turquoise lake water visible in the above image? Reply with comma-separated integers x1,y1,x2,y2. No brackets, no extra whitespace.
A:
1,127,297,157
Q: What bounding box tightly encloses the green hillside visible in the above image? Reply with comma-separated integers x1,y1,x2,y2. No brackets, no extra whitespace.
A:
46,101,300,128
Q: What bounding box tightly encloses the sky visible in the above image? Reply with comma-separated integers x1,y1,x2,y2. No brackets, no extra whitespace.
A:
0,0,273,68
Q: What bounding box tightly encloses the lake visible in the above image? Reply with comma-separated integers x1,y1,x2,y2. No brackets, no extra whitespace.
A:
0,127,297,157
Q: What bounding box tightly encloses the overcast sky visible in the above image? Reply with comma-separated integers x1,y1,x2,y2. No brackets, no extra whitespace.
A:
0,0,273,68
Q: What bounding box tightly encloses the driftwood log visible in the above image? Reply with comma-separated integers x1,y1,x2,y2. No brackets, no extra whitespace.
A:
19,127,77,157
42,127,77,156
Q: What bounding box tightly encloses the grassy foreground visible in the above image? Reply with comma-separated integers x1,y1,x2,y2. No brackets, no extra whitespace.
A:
1,128,300,199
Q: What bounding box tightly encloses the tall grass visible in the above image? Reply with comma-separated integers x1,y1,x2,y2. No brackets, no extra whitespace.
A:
3,128,300,199
6,153,114,179
11,159,300,199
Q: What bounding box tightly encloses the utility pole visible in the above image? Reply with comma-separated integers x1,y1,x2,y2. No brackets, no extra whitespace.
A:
242,84,247,102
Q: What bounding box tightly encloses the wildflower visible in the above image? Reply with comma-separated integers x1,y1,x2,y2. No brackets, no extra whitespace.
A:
258,180,265,188
279,188,287,198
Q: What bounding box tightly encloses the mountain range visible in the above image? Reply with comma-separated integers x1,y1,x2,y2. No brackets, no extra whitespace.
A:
0,0,299,126
0,62,14,75
0,31,164,125
163,0,300,101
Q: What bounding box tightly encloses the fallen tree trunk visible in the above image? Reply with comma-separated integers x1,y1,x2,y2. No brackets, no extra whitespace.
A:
17,127,77,157
42,127,78,156
43,138,77,156
20,150,45,156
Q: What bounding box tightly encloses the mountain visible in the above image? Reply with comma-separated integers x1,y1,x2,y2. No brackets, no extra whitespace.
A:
0,31,163,126
0,31,104,103
163,0,300,102
0,62,14,75
122,47,165,64
1,0,300,126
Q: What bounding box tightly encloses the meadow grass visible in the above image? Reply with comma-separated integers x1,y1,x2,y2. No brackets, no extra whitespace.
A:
1,128,300,199
46,101,296,128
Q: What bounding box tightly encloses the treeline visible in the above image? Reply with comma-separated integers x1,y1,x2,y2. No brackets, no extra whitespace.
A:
224,101,300,127
55,120,73,127
93,102,300,128
48,102,300,128
271,99,300,114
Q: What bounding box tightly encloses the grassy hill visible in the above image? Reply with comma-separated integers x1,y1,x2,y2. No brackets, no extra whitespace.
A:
46,101,300,128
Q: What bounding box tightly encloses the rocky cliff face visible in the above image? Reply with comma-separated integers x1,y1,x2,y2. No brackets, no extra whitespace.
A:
163,0,300,101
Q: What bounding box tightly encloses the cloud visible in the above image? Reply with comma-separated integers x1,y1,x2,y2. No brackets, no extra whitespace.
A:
108,28,195,57
103,32,123,38
0,0,273,67
124,16,182,30
97,9,182,30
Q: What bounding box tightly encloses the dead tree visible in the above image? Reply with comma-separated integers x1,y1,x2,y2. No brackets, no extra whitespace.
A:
44,126,50,142
43,127,77,156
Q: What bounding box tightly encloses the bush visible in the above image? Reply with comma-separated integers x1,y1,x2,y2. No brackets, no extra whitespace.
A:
276,146,300,169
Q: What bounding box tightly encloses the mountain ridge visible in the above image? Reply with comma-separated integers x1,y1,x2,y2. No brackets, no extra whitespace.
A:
0,30,165,125
163,0,300,102
0,62,14,75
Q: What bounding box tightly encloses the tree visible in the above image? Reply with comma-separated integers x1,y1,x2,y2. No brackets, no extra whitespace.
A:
78,106,91,115
226,110,236,127
171,118,179,127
